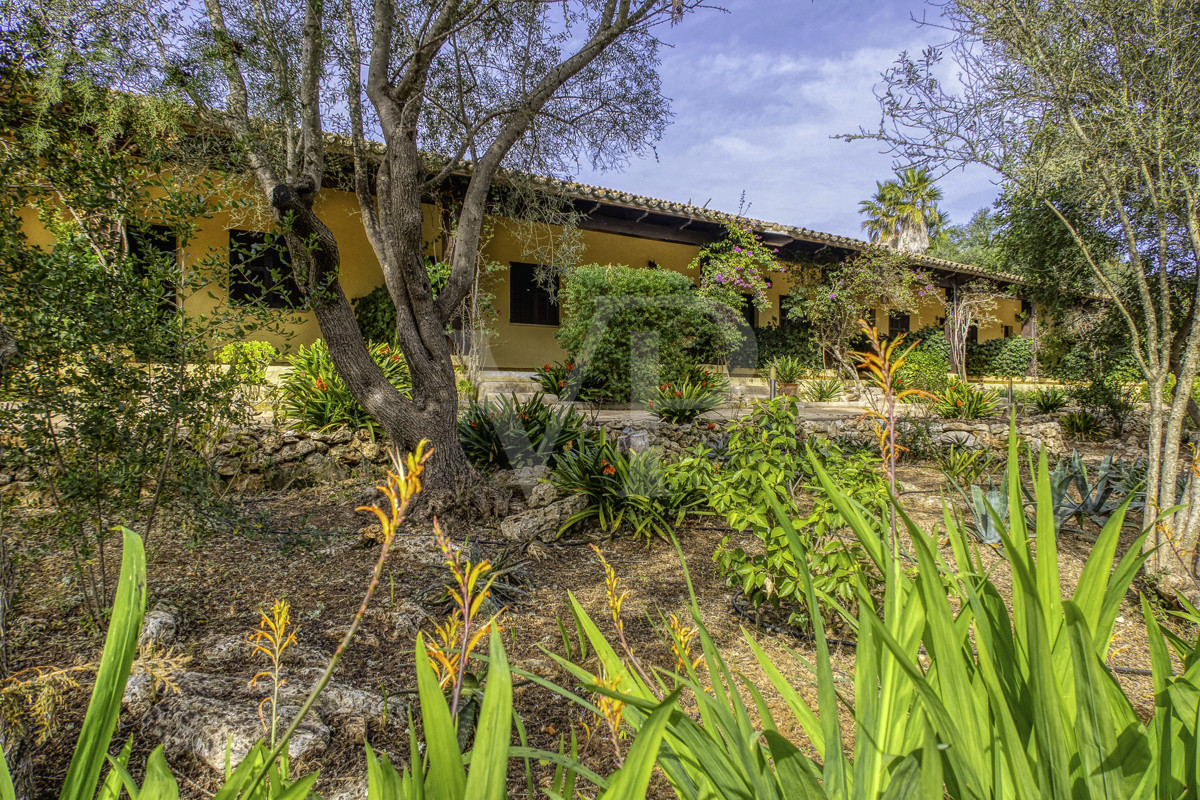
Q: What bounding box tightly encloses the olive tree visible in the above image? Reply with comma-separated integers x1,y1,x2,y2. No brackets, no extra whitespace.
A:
25,0,705,514
859,0,1200,597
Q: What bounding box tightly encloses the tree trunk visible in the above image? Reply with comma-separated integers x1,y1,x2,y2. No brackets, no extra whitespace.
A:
269,180,507,518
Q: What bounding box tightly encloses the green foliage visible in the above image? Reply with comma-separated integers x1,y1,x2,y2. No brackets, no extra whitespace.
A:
933,445,996,488
647,378,724,424
557,264,732,402
217,341,278,385
895,344,950,398
792,250,936,379
279,340,411,434
1062,410,1104,438
549,436,709,541
350,285,398,345
692,218,781,311
801,376,844,402
551,424,1200,799
1031,386,1069,414
701,398,884,628
928,206,1004,271
350,260,452,345
531,360,578,397
1071,378,1138,436
0,74,268,618
751,322,821,369
966,335,1033,378
936,378,999,419
769,354,807,383
458,393,585,471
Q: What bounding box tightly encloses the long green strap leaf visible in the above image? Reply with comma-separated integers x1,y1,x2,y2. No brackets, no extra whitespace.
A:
599,689,681,800
0,745,15,800
59,527,147,800
464,632,512,800
140,747,181,800
414,632,466,800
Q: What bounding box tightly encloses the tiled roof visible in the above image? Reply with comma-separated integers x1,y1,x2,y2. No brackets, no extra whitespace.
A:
538,174,1025,285
323,134,1024,285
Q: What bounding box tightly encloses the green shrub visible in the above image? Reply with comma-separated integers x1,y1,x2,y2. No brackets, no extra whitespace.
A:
217,340,278,384
550,435,709,541
699,397,884,629
350,285,397,345
936,377,999,419
769,354,807,383
966,335,1033,378
1031,386,1069,414
752,322,821,369
896,344,949,397
1062,409,1103,438
802,376,844,402
531,360,578,397
647,378,724,424
351,261,451,345
457,393,585,471
1071,378,1138,435
279,339,411,433
549,425,1200,800
557,264,733,402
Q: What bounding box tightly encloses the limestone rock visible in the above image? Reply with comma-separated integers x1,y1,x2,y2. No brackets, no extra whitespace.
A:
499,494,588,541
278,439,320,463
138,605,179,651
493,466,551,496
137,672,329,772
528,481,559,509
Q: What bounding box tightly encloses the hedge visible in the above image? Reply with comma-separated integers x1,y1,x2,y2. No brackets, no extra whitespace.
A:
557,264,732,402
966,336,1033,378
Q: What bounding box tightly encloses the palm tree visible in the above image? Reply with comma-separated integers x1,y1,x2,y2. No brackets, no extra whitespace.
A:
858,181,904,247
858,167,944,253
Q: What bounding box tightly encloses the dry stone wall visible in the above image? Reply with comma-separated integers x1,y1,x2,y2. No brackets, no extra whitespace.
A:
208,425,391,491
801,416,1067,455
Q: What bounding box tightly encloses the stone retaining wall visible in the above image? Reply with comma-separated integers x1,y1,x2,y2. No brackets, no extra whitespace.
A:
801,416,1067,455
588,418,719,458
208,426,391,492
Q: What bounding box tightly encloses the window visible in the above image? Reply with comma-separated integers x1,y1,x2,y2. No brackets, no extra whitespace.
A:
509,262,558,325
229,230,302,308
967,325,979,345
887,311,910,336
1002,324,1014,338
129,224,178,314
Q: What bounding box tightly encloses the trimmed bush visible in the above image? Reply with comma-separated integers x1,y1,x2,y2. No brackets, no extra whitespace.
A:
966,335,1033,378
896,326,950,396
752,322,821,369
351,285,397,345
557,264,732,402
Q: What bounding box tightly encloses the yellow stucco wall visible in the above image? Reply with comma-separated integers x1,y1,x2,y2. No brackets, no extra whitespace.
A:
16,183,1025,368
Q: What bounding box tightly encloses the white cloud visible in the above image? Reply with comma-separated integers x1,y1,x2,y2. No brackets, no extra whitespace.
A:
574,11,1001,238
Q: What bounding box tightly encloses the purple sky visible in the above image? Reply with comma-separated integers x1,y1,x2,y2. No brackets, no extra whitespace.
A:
574,0,1001,239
